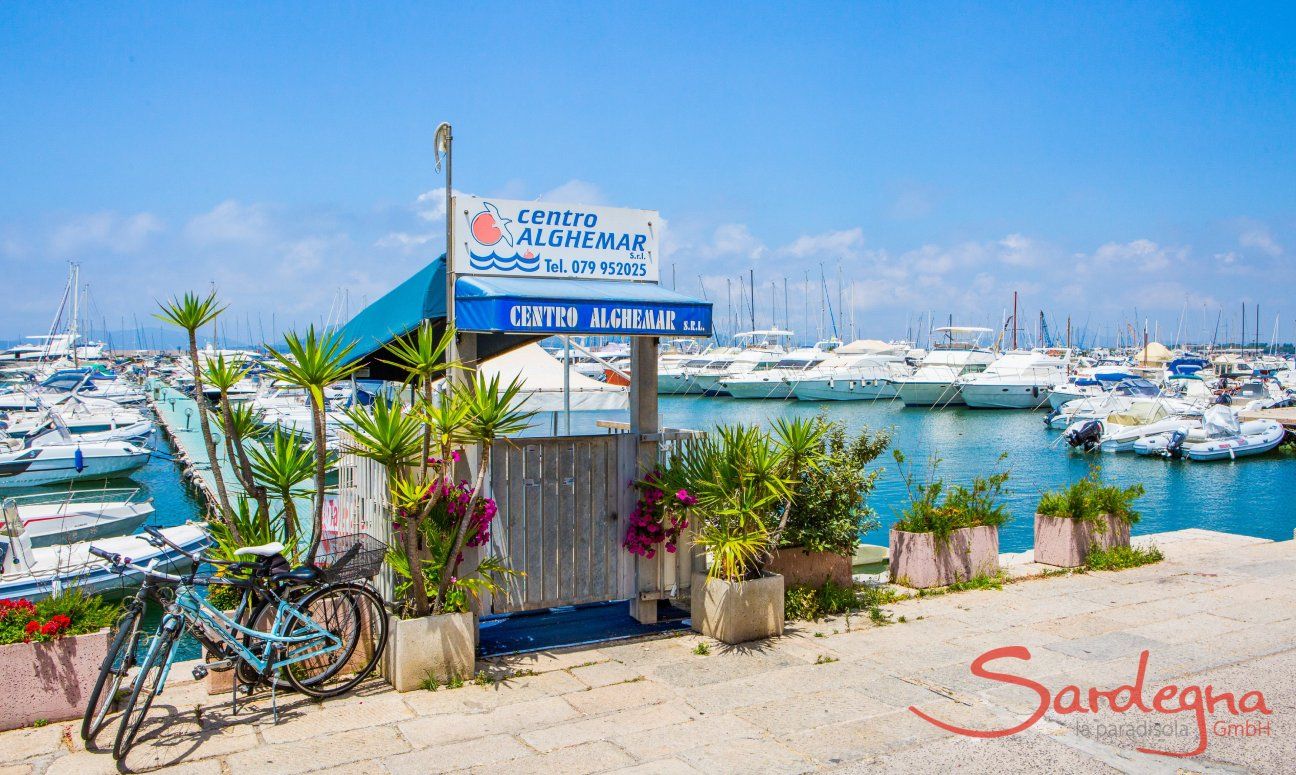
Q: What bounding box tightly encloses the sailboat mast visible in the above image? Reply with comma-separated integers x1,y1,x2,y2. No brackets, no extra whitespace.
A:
1011,291,1018,350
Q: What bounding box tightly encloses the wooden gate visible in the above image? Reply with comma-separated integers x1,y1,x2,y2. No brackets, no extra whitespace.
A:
486,434,636,613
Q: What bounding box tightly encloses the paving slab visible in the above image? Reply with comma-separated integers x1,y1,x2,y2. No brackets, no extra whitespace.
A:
3,529,1292,774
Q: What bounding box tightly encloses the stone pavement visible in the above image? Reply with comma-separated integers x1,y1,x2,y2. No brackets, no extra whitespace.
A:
3,528,1293,774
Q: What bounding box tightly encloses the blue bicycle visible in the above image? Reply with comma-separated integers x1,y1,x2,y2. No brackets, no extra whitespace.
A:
89,543,389,760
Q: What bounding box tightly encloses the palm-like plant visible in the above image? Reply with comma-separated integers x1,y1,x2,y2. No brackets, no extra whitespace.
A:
433,372,535,613
155,291,235,532
203,354,268,518
342,396,432,613
265,326,360,560
247,430,316,545
378,321,457,478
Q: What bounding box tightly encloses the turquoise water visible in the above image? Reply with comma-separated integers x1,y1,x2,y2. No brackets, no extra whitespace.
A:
16,394,1293,661
561,396,1296,553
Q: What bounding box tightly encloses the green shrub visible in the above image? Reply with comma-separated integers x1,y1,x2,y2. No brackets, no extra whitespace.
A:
1037,467,1143,529
780,420,889,556
784,580,903,622
1085,544,1163,571
891,451,1011,541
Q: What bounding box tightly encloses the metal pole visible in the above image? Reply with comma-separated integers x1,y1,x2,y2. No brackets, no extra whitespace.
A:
563,335,571,435
443,124,455,367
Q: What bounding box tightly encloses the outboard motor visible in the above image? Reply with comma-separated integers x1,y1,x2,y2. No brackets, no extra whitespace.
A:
1165,428,1187,459
1065,419,1103,452
1044,409,1061,428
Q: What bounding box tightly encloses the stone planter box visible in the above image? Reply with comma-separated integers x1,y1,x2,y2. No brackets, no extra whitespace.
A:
383,611,474,692
0,628,109,731
1033,513,1131,568
889,526,999,589
765,546,852,589
690,572,784,644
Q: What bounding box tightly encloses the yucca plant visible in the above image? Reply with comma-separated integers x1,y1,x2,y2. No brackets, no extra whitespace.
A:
155,291,236,535
203,353,268,519
247,430,316,545
265,326,360,560
378,321,458,478
431,372,534,614
343,396,431,613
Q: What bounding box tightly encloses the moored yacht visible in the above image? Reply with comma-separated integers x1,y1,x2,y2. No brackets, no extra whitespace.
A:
687,330,792,396
791,340,912,401
888,327,996,407
958,348,1072,409
719,340,840,399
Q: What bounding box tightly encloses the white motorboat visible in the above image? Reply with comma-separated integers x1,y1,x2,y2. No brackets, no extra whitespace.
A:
1045,379,1198,429
791,340,912,401
657,347,739,395
1136,405,1287,461
0,520,208,601
1,395,148,438
26,419,154,447
888,327,996,407
5,487,154,547
1062,400,1201,453
687,330,791,396
720,342,838,399
0,439,151,488
958,348,1072,410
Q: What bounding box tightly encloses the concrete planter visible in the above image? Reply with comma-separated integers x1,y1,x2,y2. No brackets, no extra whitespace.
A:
889,526,1000,589
383,611,474,692
690,572,785,644
765,546,852,589
1033,513,1131,568
0,628,109,731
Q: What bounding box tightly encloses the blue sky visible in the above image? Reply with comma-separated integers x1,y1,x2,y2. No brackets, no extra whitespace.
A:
2,2,1293,346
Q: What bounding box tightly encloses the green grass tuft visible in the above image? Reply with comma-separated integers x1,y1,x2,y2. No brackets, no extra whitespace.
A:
1085,544,1164,571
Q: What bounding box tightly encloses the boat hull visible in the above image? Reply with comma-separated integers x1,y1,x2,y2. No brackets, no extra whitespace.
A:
0,447,150,488
21,502,154,547
960,383,1052,410
894,381,964,407
657,373,702,395
722,379,796,400
793,378,897,401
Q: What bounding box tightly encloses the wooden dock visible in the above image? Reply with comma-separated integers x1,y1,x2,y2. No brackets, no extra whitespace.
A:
1239,406,1296,433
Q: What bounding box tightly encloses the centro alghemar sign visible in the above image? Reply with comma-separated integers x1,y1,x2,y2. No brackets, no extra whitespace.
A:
455,280,712,337
452,195,659,282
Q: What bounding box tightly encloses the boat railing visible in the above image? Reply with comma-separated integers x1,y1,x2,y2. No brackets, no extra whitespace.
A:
2,486,145,508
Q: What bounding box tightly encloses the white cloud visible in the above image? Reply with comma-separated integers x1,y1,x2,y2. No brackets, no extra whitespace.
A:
1090,238,1181,273
780,228,865,260
701,223,768,260
1239,224,1283,257
538,179,606,205
50,211,163,255
997,233,1045,267
184,200,272,245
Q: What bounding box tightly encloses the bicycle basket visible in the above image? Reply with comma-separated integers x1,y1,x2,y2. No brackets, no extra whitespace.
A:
313,533,388,583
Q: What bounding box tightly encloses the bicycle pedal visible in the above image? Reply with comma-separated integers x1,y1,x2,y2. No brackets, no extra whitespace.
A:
191,665,208,680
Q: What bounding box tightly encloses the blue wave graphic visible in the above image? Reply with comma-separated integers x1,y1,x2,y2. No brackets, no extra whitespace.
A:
469,251,541,273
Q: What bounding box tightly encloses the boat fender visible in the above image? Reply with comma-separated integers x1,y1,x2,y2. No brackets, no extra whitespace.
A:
74,446,85,473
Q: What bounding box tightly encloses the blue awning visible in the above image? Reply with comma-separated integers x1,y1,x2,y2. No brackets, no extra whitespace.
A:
456,275,712,337
335,256,712,371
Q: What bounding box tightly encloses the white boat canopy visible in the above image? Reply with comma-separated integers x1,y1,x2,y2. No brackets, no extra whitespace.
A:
467,343,628,412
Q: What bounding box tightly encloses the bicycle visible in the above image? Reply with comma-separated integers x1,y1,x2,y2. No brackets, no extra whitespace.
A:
80,526,316,744
89,542,388,761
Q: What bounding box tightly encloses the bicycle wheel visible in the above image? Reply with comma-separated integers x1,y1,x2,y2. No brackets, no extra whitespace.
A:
112,618,179,761
82,606,144,742
284,583,388,699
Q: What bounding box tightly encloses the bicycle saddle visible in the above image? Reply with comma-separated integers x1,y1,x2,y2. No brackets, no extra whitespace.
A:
271,565,321,583
233,541,285,557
